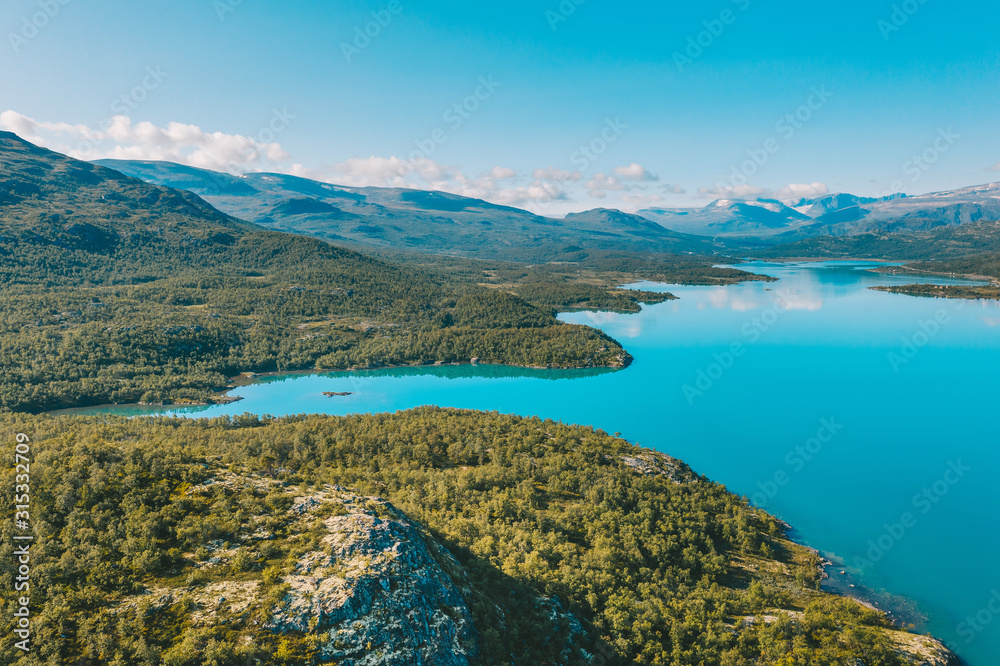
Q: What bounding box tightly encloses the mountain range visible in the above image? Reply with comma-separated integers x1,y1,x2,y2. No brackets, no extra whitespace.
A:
95,160,724,261
96,159,1000,252
637,185,1000,238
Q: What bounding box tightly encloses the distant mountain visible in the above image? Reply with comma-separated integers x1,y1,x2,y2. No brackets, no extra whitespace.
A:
797,183,1000,236
637,199,813,237
789,192,886,218
638,185,1000,239
95,160,725,261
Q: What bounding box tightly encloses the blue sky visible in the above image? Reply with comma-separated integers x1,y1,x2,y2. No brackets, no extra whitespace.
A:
2,0,998,213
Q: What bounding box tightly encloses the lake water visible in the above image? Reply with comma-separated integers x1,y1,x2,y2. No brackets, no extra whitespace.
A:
70,262,1000,664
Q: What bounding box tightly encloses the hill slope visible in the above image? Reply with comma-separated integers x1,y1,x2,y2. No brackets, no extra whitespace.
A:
638,199,814,237
94,159,727,260
0,133,631,412
0,409,958,665
753,220,1000,261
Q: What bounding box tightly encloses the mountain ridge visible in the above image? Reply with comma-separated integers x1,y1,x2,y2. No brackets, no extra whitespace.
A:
97,158,1000,249
94,159,727,260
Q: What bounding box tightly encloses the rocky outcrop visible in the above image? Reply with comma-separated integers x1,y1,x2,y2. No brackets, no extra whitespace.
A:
886,629,962,666
619,451,695,484
267,490,478,665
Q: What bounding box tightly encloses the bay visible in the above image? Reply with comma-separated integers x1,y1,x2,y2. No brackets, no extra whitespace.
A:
68,261,1000,664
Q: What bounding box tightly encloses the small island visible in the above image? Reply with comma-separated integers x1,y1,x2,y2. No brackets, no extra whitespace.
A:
323,391,353,397
871,283,1000,300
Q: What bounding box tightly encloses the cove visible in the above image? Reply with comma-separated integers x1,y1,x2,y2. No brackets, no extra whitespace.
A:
67,261,1000,664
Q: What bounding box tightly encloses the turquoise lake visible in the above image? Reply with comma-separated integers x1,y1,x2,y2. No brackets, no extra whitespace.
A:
72,261,1000,664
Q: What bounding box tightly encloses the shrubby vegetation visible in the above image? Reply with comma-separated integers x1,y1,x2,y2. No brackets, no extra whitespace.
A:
0,410,926,665
0,135,637,413
756,221,1000,262
909,253,1000,280
869,252,1000,300
871,282,1000,300
0,247,629,413
0,136,953,665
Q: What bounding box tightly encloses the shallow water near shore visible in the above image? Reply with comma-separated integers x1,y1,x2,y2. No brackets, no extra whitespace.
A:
69,261,1000,664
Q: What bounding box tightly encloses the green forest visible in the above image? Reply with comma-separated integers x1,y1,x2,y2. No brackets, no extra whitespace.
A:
0,409,933,665
0,132,780,414
0,133,956,665
0,135,658,413
755,221,1000,262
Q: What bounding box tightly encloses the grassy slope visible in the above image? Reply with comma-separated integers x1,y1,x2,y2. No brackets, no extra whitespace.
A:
0,409,954,665
0,133,635,413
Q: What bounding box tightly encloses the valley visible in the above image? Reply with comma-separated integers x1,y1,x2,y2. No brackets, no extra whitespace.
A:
3,132,997,665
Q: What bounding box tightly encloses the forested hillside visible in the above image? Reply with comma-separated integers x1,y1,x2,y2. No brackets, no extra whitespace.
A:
753,221,1000,261
0,133,633,412
94,160,728,261
0,409,954,665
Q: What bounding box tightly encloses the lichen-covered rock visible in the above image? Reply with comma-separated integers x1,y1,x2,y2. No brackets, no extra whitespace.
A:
267,492,478,665
619,451,694,484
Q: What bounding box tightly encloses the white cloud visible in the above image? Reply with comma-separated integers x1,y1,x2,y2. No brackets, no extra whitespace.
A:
488,166,517,179
489,182,566,206
298,158,564,206
533,166,583,182
0,110,684,214
988,163,1000,173
614,163,658,182
621,193,666,207
775,182,829,201
696,181,829,202
0,110,100,143
697,184,768,199
1,110,290,174
585,173,628,199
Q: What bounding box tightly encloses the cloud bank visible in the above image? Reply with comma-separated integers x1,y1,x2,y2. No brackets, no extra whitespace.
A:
1,110,827,213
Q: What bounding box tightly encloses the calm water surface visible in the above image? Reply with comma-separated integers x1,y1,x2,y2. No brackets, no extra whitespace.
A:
70,262,1000,664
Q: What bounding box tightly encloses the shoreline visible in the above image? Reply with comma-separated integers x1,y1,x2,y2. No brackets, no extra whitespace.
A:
781,528,962,664
45,359,627,416
41,268,967,663
868,264,999,284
